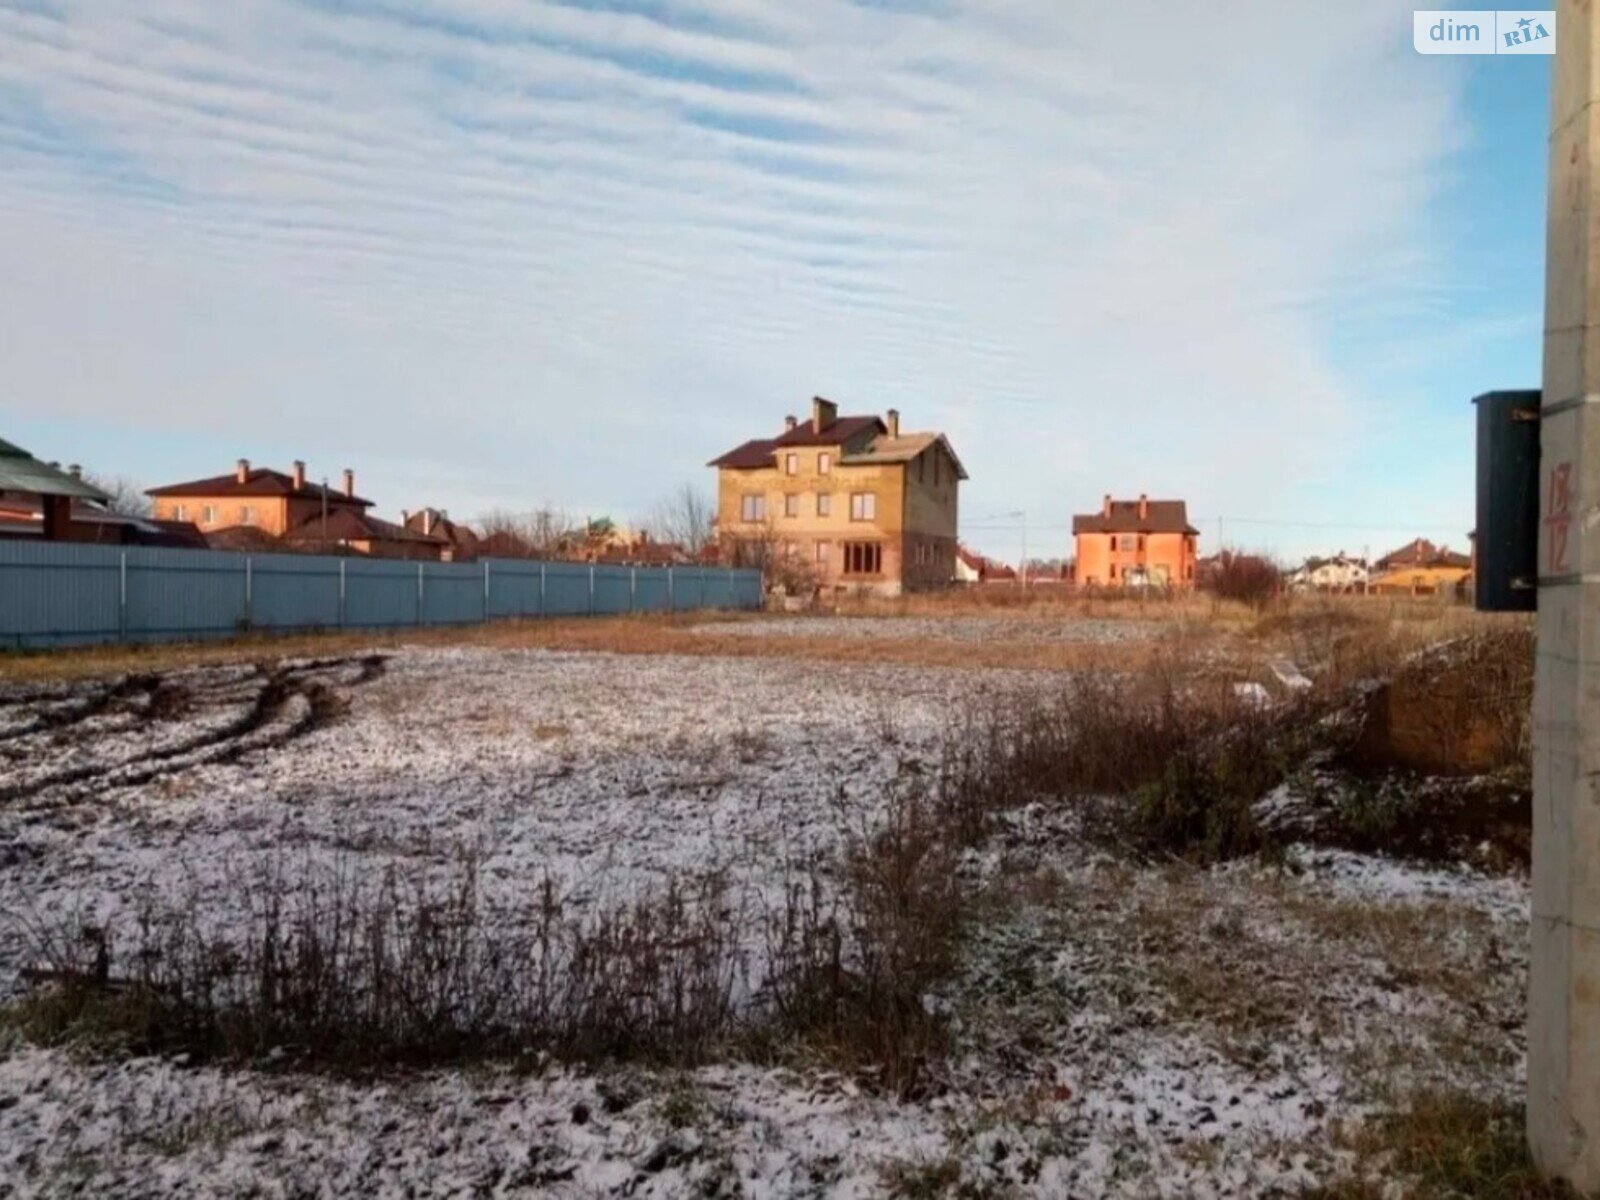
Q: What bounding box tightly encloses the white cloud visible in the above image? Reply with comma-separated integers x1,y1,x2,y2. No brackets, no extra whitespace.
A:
0,0,1471,553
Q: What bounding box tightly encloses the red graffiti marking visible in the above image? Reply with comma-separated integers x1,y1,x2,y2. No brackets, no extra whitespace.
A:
1546,460,1575,573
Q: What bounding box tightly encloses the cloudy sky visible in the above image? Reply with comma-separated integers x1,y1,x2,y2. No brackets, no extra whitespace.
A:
0,1,1550,562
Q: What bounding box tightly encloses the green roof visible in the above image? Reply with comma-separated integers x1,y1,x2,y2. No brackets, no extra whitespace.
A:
0,437,111,501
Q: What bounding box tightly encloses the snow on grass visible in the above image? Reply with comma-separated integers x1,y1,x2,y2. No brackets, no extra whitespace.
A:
0,640,1531,1197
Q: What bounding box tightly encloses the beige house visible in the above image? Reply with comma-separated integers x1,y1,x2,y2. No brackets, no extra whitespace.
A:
709,397,966,595
148,460,368,538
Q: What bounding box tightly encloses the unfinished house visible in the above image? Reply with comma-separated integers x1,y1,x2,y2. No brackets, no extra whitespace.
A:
709,397,966,595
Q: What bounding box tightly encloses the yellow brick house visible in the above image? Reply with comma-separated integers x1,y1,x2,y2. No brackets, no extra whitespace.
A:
709,397,966,595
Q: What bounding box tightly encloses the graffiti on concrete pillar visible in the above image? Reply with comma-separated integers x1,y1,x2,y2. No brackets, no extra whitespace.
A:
1546,460,1575,573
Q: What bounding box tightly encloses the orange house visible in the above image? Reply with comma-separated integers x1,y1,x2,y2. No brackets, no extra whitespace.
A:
148,459,370,537
1072,495,1199,589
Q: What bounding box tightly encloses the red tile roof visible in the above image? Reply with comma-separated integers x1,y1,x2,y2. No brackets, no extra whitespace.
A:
708,439,780,470
709,414,886,468
1376,538,1470,570
148,468,372,507
283,508,442,545
1073,500,1198,536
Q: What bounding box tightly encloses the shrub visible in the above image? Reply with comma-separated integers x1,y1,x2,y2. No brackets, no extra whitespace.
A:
1203,550,1283,611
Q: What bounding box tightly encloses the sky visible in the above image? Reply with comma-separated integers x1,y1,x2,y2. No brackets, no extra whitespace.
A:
0,0,1553,564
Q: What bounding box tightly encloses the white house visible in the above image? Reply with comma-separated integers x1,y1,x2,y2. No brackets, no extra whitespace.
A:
1288,553,1369,594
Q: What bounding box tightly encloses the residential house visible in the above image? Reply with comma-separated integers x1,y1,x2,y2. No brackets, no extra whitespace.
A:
0,439,111,541
148,460,370,538
403,508,480,562
708,397,967,595
1072,495,1199,588
956,545,1017,584
280,508,448,560
1368,538,1472,598
1288,553,1369,594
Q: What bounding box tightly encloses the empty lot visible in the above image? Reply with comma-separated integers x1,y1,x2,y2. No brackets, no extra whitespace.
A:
0,608,1532,1197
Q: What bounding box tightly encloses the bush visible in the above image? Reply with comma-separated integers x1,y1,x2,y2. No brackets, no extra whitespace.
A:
940,659,1327,863
1203,550,1282,610
11,783,981,1095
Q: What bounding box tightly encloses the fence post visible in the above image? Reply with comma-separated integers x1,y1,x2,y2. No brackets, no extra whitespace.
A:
483,559,490,622
629,567,637,613
589,565,596,615
539,562,547,617
118,551,128,642
667,566,675,612
417,561,425,626
339,559,347,628
245,556,253,628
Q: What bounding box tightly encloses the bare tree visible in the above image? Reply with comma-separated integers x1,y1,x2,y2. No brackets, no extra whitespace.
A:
83,473,152,519
645,485,715,553
475,506,580,558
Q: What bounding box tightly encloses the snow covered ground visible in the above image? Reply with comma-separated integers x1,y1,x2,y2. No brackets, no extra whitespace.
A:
0,640,1529,1197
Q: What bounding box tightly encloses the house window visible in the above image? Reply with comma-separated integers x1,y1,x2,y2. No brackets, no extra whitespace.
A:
202,505,218,525
173,504,189,521
741,494,766,523
815,541,830,564
239,506,256,526
785,453,798,476
843,542,882,575
785,494,800,519
1109,563,1118,580
1118,535,1136,551
1137,535,1146,551
818,453,832,474
849,493,877,522
816,493,832,517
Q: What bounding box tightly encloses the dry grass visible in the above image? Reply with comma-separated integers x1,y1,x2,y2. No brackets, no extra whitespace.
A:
1,590,1522,684
1310,1093,1587,1200
7,778,981,1096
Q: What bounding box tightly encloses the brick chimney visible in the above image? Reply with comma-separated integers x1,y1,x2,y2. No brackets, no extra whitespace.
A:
342,468,355,498
785,415,798,431
423,509,435,536
812,396,838,434
886,409,900,438
1102,494,1113,517
1138,494,1149,521
67,464,82,479
236,458,250,484
292,460,306,489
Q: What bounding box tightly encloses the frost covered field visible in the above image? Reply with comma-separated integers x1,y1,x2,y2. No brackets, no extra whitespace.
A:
0,620,1531,1198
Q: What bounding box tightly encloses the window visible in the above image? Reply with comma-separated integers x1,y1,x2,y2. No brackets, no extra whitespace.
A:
818,452,832,474
740,494,766,522
815,541,830,564
843,542,882,575
1118,535,1136,551
201,505,218,525
1109,563,1118,580
816,493,832,517
784,494,800,518
849,493,877,521
785,453,798,476
173,504,189,521
1137,535,1146,552
239,506,256,526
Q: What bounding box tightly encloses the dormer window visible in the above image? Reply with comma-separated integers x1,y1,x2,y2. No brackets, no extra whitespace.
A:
785,453,798,476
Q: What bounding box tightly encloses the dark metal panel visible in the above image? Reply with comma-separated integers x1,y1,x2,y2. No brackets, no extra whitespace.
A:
1474,389,1541,612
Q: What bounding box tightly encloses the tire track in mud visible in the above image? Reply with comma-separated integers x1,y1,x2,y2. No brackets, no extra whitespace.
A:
0,655,387,807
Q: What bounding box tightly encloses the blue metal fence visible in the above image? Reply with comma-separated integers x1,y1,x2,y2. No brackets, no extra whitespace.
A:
0,542,762,649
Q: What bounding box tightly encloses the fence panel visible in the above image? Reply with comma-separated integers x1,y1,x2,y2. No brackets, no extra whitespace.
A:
249,557,341,631
0,543,761,649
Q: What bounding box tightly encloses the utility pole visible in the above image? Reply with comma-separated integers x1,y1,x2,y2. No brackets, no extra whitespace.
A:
1530,3,1600,1188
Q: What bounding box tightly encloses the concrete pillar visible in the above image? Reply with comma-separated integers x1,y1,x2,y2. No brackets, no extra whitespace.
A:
1531,2,1600,1188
